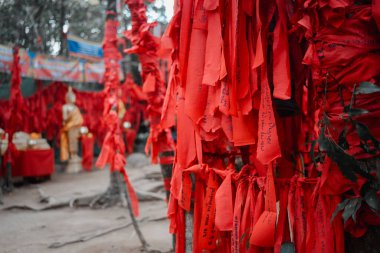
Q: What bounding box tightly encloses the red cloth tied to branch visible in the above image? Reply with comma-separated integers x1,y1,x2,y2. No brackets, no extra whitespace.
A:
124,0,175,164
96,110,139,216
160,0,380,252
297,0,380,218
8,47,24,136
172,162,347,253
298,0,380,240
0,81,116,149
95,15,139,217
4,47,24,168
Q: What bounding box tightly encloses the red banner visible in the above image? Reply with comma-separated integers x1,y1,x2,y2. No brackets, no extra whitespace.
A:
0,45,32,77
84,61,124,83
33,55,83,82
84,61,104,83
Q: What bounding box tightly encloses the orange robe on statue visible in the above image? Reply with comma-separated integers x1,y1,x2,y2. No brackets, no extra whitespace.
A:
60,107,83,161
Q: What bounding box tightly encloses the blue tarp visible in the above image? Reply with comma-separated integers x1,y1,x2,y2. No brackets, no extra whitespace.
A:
67,36,103,60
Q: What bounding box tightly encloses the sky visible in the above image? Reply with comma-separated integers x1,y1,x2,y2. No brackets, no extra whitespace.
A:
163,0,174,20
52,0,175,55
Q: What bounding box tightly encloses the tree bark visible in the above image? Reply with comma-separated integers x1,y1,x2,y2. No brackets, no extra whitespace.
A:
185,211,193,253
102,0,149,250
58,0,67,56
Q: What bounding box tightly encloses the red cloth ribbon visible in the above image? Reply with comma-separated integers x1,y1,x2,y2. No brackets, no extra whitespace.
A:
81,135,94,171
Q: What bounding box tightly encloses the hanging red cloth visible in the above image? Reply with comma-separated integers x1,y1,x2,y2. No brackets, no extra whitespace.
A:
125,0,175,164
8,47,24,136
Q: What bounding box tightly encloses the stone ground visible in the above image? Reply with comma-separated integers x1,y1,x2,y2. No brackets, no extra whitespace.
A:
0,154,172,253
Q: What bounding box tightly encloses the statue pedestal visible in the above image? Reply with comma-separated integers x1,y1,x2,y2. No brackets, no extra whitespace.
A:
66,155,82,174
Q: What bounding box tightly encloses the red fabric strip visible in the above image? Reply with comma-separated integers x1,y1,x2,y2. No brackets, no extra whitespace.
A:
215,170,234,231
232,177,248,253
184,4,209,124
272,0,291,100
193,179,205,252
250,164,277,247
256,67,281,164
240,178,255,252
199,170,218,249
202,5,223,86
121,169,139,217
249,177,265,250
178,0,193,88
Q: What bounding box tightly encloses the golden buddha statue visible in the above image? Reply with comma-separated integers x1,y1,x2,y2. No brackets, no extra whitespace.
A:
60,87,83,173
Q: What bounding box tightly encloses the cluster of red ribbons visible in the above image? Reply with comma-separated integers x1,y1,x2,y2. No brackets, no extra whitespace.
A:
301,2,380,154
170,163,345,253
298,2,380,237
95,16,139,216
1,47,24,168
8,47,24,138
121,75,148,153
162,0,380,252
124,0,175,164
1,82,103,143
0,77,146,143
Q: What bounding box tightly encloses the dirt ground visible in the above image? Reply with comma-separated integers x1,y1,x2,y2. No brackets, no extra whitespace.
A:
0,154,173,253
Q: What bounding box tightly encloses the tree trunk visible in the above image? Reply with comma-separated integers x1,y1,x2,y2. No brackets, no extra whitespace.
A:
87,0,132,209
58,0,67,56
107,0,117,18
185,211,193,253
101,0,149,250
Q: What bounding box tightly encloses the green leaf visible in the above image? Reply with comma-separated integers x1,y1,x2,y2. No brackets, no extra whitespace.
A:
328,146,358,182
245,233,251,250
342,198,361,223
354,164,374,181
310,140,317,163
318,128,358,182
331,199,350,223
342,106,369,118
359,142,375,154
355,122,380,153
364,189,380,212
246,239,250,251
280,242,295,253
338,126,349,150
355,82,380,95
356,122,377,142
318,128,332,152
352,199,362,223
346,108,369,117
240,232,246,242
332,145,373,181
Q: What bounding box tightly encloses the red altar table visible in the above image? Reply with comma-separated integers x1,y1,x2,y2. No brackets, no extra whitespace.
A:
12,149,54,177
